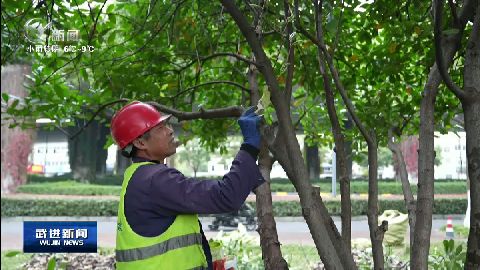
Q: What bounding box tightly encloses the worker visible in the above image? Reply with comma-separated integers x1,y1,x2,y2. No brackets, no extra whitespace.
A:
110,101,265,269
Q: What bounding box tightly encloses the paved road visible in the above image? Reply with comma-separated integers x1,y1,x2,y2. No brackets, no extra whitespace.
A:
1,216,466,251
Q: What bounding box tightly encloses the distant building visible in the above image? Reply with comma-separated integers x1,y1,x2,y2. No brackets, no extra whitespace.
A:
29,128,69,176
434,131,467,180
29,127,117,176
28,128,468,181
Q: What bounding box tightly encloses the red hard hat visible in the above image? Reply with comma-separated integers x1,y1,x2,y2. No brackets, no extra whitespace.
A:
111,101,171,149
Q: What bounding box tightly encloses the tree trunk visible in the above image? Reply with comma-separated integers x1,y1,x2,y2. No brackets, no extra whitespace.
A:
413,63,443,270
463,101,480,270
388,132,416,252
68,120,107,182
413,1,475,267
221,1,356,268
316,43,352,255
115,149,131,176
256,143,289,270
1,65,35,193
305,143,320,180
413,61,458,269
462,7,480,268
248,62,288,269
344,114,354,179
95,123,109,175
366,137,386,270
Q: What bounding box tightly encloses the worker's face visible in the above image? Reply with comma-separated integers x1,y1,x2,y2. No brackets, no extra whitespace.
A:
133,119,177,161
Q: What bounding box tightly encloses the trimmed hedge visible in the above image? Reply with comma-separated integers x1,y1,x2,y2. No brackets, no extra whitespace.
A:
251,199,467,217
270,181,467,194
1,199,119,216
1,198,466,217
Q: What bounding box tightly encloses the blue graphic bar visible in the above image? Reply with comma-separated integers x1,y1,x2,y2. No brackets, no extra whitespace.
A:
24,221,97,253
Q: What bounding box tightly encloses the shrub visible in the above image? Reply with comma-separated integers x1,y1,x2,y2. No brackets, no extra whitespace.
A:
2,198,466,217
270,181,466,195
1,198,119,216
248,198,466,217
429,240,467,269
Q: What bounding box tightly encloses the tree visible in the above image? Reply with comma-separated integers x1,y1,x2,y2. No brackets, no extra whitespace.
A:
1,65,35,193
433,0,479,268
2,0,475,268
177,139,209,178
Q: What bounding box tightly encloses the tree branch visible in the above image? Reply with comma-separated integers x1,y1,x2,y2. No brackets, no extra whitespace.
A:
331,0,344,57
171,80,251,100
146,101,243,121
69,99,130,140
433,0,466,100
179,52,258,72
284,0,295,106
87,0,108,45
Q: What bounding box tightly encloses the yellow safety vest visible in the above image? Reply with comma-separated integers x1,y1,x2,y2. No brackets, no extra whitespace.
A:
115,162,208,270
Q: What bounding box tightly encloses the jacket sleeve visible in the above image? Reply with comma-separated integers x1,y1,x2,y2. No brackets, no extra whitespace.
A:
146,150,265,215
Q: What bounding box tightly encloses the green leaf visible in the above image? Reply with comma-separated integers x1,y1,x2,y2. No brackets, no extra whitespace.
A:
47,257,56,270
1,93,9,102
325,17,338,34
5,251,22,257
108,13,117,25
10,99,19,109
455,244,463,255
108,32,116,44
443,239,454,253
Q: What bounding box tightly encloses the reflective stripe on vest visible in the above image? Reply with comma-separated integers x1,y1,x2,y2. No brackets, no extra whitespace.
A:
116,233,203,262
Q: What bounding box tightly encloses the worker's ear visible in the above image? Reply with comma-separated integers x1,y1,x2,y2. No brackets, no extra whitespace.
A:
132,138,148,150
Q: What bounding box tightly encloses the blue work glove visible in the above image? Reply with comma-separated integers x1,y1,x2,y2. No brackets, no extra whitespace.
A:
238,106,262,149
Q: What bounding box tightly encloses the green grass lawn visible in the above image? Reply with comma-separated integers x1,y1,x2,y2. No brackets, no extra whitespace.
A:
17,181,122,196
17,179,467,196
271,181,467,194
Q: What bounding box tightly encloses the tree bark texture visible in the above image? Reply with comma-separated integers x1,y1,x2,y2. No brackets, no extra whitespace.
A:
1,65,35,193
68,120,108,182
95,123,109,175
249,63,288,270
344,114,354,179
462,5,480,268
366,138,387,270
387,133,416,252
256,145,289,270
463,101,480,270
412,42,461,270
315,42,352,255
305,143,320,180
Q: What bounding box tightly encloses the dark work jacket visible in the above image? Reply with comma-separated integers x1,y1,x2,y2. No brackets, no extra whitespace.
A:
124,144,264,269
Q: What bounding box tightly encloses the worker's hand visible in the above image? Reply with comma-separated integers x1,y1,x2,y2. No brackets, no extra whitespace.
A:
238,106,262,149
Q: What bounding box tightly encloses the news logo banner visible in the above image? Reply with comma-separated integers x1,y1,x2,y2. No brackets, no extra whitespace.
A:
24,221,97,253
